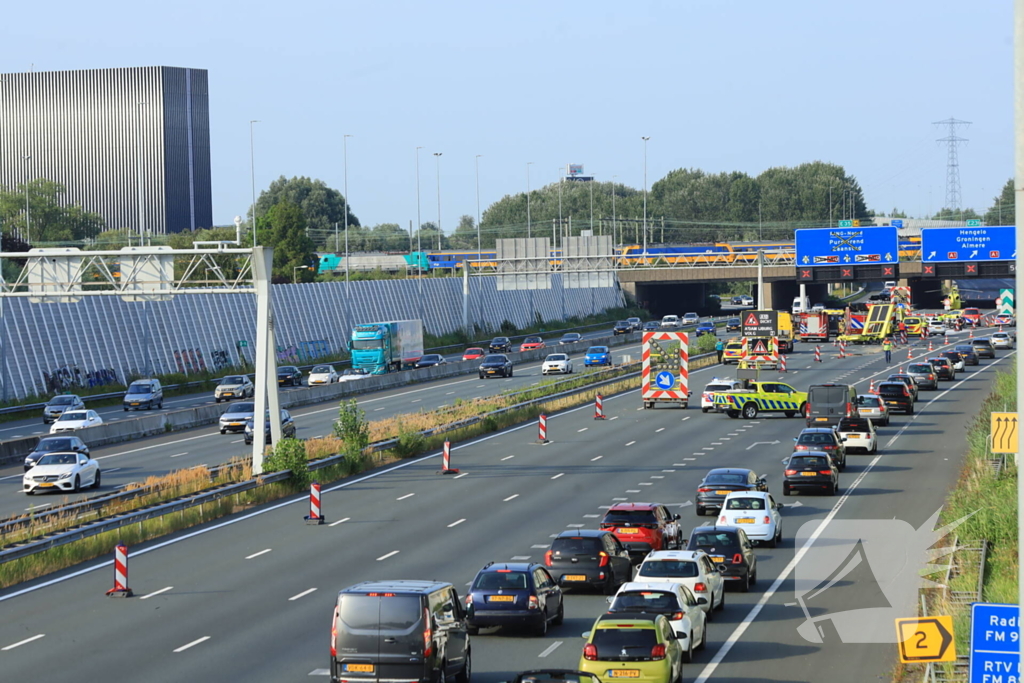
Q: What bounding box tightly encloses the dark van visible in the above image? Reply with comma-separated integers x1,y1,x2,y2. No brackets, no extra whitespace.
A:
806,384,856,427
330,580,471,683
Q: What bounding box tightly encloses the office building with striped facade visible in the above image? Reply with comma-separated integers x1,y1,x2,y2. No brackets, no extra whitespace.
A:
0,66,212,235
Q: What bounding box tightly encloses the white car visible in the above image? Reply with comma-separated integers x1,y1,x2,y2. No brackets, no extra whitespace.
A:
735,295,754,306
701,378,742,413
682,312,700,325
609,582,707,662
944,353,965,372
854,394,890,426
23,451,100,494
49,410,103,434
991,332,1015,349
338,368,371,382
214,374,254,402
717,491,783,547
661,315,681,329
541,353,572,375
308,364,339,385
926,320,947,336
837,416,878,454
635,549,726,615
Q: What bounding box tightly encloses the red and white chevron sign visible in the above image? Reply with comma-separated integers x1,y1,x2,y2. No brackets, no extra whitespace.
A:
641,331,689,401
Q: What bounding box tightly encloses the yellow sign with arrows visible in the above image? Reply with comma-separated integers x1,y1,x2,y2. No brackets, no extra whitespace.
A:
991,412,1018,453
895,616,956,663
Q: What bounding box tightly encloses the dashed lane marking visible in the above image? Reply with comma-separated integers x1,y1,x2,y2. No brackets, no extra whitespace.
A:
2,634,44,651
289,588,318,601
173,636,210,653
140,586,173,600
245,549,271,559
376,550,400,561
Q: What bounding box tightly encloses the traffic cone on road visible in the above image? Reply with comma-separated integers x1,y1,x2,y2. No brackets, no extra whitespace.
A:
928,339,934,352
907,346,913,361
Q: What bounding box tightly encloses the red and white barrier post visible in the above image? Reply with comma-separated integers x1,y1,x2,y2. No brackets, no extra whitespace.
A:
538,414,549,444
779,354,787,372
106,543,133,597
305,481,325,524
439,440,460,474
839,340,847,358
815,345,822,363
594,394,606,420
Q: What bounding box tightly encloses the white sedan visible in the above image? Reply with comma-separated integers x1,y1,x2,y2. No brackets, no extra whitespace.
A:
718,491,783,547
338,368,371,382
307,364,339,385
837,416,878,454
926,321,947,336
23,451,101,494
635,549,726,615
609,582,707,662
541,353,573,375
49,410,103,434
991,332,1015,349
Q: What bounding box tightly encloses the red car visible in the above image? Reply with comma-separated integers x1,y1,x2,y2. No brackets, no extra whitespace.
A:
600,503,682,560
519,336,546,352
462,347,485,361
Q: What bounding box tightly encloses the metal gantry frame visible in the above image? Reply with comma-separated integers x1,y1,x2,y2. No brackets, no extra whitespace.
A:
0,245,281,474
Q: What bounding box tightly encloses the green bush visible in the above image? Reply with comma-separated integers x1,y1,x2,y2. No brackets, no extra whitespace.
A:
334,399,369,459
393,421,427,459
263,438,311,488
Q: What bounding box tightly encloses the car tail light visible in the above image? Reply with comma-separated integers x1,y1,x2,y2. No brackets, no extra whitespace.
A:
697,487,712,493
794,444,808,451
651,644,667,660
528,596,540,610
764,516,771,524
903,387,910,397
819,470,833,475
464,594,473,607
598,551,610,567
732,553,743,564
785,469,797,476
583,644,599,661
719,515,726,523
671,611,685,621
330,608,338,658
544,550,553,567
423,607,433,657
846,402,852,416
693,582,707,593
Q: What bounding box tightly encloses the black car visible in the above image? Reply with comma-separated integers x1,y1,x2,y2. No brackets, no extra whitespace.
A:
559,333,583,345
695,467,768,516
971,338,996,359
886,374,919,401
489,337,512,353
24,435,89,471
783,451,840,496
877,381,914,414
686,525,758,592
725,317,741,332
506,671,601,683
244,409,297,445
793,427,846,470
954,344,980,366
544,529,633,594
927,357,956,381
415,354,447,368
869,290,891,302
465,561,563,635
479,354,513,378
277,365,303,386
642,321,661,331
612,321,632,336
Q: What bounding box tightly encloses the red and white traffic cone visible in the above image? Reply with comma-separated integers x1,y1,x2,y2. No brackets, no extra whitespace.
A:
106,543,133,597
907,346,913,361
899,366,904,374
779,354,787,372
815,346,822,362
440,440,460,474
969,328,974,339
538,414,549,443
305,481,325,524
868,380,875,394
928,339,934,352
594,394,606,420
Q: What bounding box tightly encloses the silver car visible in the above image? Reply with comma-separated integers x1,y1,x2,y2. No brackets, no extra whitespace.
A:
906,362,938,391
854,394,890,426
214,375,254,402
42,394,85,424
219,401,256,434
991,332,1015,349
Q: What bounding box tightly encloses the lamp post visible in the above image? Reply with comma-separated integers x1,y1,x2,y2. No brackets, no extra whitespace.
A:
250,120,260,245
21,155,31,243
293,266,311,283
642,136,650,254
526,162,533,239
415,147,424,321
475,155,483,253
611,175,617,247
433,152,443,250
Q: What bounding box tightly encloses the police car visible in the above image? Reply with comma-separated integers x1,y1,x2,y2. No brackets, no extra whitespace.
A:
701,378,743,413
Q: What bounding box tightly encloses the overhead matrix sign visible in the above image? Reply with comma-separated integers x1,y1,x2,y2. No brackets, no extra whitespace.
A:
795,227,899,267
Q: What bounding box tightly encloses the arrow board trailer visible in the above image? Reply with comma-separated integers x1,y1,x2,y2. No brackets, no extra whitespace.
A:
642,331,690,409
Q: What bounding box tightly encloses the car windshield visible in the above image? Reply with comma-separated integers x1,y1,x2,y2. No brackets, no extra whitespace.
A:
49,396,76,405
955,346,974,353
126,384,150,394
491,338,508,344
609,591,680,613
728,319,740,325
706,383,734,392
279,366,297,373
602,510,657,525
546,354,568,362
855,395,881,406
472,571,529,590
704,472,747,485
36,438,73,452
420,355,441,362
638,560,700,578
311,366,332,374
690,531,739,549
37,453,78,466
908,364,933,373
798,432,836,445
587,347,608,354
482,355,506,363
57,411,87,421
560,334,580,340
225,402,255,414
551,536,602,554
342,369,367,376
973,340,993,347
524,337,542,344
726,497,765,510
222,376,245,384
616,321,628,327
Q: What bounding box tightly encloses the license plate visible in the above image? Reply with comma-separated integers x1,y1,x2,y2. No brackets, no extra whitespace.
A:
617,528,640,534
229,422,242,426
848,434,863,438
488,370,498,374
565,574,587,581
711,556,725,563
736,518,755,524
715,490,732,495
131,402,140,406
488,595,515,602
886,401,900,406
801,471,817,476
815,417,828,421
343,664,374,673
38,482,54,488
223,393,233,397
609,671,640,678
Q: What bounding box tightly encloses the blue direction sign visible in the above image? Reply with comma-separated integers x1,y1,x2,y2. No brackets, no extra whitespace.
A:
891,219,904,228
796,227,898,267
970,603,1020,682
655,371,675,390
922,226,1016,262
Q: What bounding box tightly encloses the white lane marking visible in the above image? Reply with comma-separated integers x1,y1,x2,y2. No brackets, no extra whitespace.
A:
673,463,688,467
2,634,44,650
682,416,691,421
663,469,676,473
502,455,515,461
411,399,422,403
655,427,665,433
651,475,664,479
511,555,531,560
531,544,549,549
448,519,466,528
613,497,628,500
583,514,601,518
173,636,210,652
376,550,400,561
720,437,731,440
610,416,619,420
626,490,640,493
578,427,588,432
374,407,385,411
567,524,585,528
625,441,636,446
231,439,243,443
105,468,122,473
245,549,271,559
504,494,519,502
309,669,331,676
639,482,653,486
140,586,173,600
453,472,468,479
169,452,188,458
711,442,723,445
538,640,563,657
329,517,351,527
289,588,318,601
551,473,564,480
397,493,415,500
702,447,715,450
591,455,603,461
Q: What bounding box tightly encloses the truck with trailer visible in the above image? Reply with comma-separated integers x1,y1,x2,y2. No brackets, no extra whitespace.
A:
349,320,425,374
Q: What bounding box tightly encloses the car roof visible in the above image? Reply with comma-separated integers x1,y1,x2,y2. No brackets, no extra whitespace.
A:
789,450,832,458
594,613,660,626
706,467,753,476
799,427,836,434
618,581,684,594
690,525,741,534
476,562,537,574
607,502,657,511
644,550,706,562
555,529,608,539
723,490,768,499
340,580,450,595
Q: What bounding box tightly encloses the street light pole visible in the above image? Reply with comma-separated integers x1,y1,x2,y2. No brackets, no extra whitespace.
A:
433,152,443,250
475,155,483,253
343,133,353,249
642,137,650,254
249,120,260,245
526,162,533,239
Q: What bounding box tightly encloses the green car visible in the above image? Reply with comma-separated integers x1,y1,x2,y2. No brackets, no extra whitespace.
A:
579,613,684,683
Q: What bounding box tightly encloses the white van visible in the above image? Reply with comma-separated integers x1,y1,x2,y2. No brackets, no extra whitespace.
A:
792,296,810,315
661,315,681,329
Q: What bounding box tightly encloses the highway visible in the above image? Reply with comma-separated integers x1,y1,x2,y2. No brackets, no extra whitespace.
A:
0,323,1009,683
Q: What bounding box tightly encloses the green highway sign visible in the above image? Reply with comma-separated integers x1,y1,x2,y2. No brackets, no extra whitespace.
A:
966,219,981,227
838,220,853,228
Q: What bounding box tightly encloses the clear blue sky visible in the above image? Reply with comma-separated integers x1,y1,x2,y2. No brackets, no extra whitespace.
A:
3,0,1014,229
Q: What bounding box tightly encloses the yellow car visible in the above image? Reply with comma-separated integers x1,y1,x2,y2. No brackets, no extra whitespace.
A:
902,316,925,336
723,340,743,364
579,614,684,683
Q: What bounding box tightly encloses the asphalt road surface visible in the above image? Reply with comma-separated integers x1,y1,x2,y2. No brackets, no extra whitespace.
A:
0,324,1010,683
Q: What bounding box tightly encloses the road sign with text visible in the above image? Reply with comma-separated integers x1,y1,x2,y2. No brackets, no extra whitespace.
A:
796,227,899,267
742,310,778,336
922,226,1015,262
970,603,1020,683
896,616,955,663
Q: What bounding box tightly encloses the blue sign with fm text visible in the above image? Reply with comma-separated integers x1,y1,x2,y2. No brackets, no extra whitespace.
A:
922,226,1016,262
970,602,1020,683
655,372,675,390
796,227,899,267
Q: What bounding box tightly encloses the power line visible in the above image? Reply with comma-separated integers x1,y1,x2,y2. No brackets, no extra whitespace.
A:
933,117,971,212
